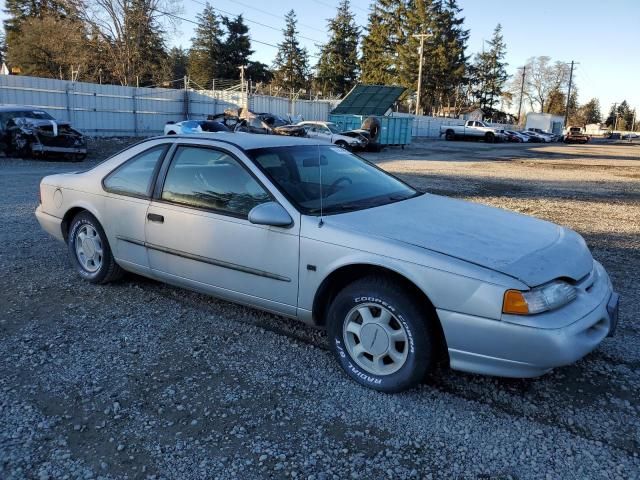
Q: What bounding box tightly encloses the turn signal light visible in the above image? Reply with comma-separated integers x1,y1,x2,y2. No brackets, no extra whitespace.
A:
502,290,529,314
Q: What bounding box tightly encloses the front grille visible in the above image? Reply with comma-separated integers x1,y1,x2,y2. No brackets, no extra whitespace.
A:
37,134,81,148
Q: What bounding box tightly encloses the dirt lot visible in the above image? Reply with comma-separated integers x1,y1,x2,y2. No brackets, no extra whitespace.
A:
1,139,639,479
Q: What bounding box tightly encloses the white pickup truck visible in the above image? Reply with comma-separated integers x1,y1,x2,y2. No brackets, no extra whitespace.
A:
440,120,502,143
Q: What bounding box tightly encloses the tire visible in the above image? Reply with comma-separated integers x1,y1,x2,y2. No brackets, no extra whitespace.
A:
166,131,177,135
68,211,123,284
327,275,435,393
445,130,455,141
335,140,349,150
485,132,495,143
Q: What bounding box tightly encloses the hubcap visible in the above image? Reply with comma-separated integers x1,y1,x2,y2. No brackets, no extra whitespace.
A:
343,303,409,376
74,224,103,273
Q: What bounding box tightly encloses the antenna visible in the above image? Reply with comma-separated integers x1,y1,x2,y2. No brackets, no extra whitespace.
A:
318,144,324,227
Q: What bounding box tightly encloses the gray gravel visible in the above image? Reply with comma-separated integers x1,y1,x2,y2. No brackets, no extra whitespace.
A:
1,140,639,479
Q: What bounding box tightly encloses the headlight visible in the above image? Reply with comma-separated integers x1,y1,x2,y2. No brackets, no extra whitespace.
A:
503,280,577,315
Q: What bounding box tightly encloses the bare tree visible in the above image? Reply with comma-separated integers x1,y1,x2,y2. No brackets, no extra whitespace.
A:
82,0,179,86
509,56,571,113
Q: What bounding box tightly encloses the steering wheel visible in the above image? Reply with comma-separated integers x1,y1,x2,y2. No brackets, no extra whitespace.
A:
330,176,353,191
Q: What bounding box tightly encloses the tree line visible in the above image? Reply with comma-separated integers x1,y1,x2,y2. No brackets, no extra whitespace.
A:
2,0,630,127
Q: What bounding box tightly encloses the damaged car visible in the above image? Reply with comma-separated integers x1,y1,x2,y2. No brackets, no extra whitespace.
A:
233,109,307,137
0,106,87,161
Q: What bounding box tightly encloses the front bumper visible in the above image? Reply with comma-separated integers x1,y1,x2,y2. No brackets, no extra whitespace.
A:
31,144,87,154
35,205,64,242
439,263,618,378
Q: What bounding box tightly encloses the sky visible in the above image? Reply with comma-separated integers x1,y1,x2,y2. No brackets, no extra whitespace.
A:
165,0,639,115
1,0,638,114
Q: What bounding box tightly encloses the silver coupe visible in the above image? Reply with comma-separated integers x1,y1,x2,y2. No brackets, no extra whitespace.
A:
36,135,619,392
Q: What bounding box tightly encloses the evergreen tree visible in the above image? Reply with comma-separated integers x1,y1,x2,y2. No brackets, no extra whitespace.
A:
604,101,634,129
124,0,168,86
579,98,602,125
188,3,224,88
544,86,566,115
397,0,469,114
360,0,403,85
83,26,115,84
247,61,273,84
271,10,310,93
4,0,86,77
4,0,82,36
166,47,189,87
219,15,253,80
6,16,89,79
618,100,634,129
470,24,508,113
315,0,360,97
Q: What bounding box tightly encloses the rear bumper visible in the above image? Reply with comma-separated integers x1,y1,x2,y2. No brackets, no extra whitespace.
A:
439,269,618,378
35,206,64,242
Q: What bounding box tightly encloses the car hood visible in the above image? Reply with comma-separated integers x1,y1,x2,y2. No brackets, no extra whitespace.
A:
328,194,592,287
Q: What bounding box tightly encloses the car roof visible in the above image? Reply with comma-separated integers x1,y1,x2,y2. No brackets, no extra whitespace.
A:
152,133,327,150
0,104,45,112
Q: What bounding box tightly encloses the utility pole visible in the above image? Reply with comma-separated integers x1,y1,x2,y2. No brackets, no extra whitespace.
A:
413,33,432,116
517,65,526,125
564,60,577,126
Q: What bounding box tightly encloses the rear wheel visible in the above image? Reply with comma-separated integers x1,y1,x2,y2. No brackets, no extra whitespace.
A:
68,212,123,284
327,276,435,393
485,132,495,143
445,130,455,141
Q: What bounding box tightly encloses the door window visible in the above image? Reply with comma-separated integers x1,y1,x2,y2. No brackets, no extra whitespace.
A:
161,146,270,217
103,145,168,197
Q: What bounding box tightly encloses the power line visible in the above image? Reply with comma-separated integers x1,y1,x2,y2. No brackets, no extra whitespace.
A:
222,0,327,34
156,9,279,50
156,7,321,59
187,0,325,45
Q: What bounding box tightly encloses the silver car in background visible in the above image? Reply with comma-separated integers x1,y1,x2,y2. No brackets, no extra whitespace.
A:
35,135,619,392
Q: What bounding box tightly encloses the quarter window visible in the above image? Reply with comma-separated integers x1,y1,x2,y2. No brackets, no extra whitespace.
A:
161,146,270,217
103,145,167,197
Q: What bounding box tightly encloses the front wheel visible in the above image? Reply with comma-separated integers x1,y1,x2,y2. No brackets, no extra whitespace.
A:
68,212,123,284
445,130,455,141
327,276,435,393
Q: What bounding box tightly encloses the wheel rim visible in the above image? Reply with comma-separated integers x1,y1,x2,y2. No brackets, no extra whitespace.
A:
343,303,409,376
74,224,104,273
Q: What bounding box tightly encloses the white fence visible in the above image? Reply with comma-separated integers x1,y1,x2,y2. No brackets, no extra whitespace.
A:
0,74,517,138
0,75,339,137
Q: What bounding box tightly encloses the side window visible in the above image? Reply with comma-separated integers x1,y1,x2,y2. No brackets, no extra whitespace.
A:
103,145,167,197
162,146,270,217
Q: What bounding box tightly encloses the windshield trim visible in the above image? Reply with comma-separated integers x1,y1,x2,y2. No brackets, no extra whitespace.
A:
245,145,422,217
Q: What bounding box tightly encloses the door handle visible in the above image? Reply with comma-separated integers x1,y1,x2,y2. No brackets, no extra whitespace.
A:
147,213,164,223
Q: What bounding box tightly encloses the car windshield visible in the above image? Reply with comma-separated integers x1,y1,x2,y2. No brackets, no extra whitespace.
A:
264,115,289,127
248,145,420,215
11,110,55,120
326,123,341,133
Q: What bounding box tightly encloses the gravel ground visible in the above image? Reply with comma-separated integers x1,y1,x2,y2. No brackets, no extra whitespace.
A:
1,139,639,479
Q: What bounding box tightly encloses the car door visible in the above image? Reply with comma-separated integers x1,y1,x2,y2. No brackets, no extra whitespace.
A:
101,142,170,273
145,143,300,316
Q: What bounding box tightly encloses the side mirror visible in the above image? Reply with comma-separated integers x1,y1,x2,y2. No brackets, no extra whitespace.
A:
248,202,293,228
